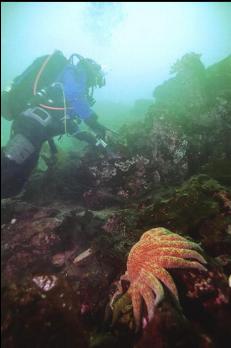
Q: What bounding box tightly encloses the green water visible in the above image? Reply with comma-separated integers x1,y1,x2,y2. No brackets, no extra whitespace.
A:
1,2,231,150
1,4,231,347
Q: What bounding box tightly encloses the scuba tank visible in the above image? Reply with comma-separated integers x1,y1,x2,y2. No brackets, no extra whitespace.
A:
1,50,68,120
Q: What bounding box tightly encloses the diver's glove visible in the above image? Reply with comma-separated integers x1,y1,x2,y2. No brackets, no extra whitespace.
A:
74,131,97,146
95,137,121,160
75,131,109,154
74,129,121,160
84,112,107,140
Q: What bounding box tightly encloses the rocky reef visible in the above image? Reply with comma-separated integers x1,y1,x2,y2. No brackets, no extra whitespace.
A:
1,53,231,347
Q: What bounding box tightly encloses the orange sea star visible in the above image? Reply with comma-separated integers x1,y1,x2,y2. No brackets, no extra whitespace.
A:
119,227,207,330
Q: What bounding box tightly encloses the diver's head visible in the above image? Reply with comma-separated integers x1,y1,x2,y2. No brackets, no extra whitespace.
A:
69,53,106,89
82,58,106,88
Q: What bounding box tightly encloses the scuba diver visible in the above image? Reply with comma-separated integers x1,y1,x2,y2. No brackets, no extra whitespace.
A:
1,50,116,199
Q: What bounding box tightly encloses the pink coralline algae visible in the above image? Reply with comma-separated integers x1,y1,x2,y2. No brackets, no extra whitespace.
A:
32,275,58,292
117,189,129,199
102,214,125,234
115,155,149,173
180,269,230,308
80,303,91,315
89,161,117,182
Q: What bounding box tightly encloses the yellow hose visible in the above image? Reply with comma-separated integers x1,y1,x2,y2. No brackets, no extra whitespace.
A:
54,82,67,134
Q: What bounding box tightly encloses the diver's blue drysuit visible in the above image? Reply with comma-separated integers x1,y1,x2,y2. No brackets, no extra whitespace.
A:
1,60,106,198
58,63,93,121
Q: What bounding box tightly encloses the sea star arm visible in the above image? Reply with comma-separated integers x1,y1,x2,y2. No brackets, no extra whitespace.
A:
146,247,207,264
144,264,179,302
136,276,156,321
141,269,164,305
129,283,142,329
142,240,203,251
151,256,207,271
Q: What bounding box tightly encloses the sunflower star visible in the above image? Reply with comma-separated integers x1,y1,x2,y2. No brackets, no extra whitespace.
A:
118,227,207,330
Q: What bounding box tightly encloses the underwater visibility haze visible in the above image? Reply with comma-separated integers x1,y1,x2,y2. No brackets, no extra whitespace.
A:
1,2,231,348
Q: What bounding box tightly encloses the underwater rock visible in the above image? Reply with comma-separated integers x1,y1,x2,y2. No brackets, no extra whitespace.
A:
173,267,231,348
22,149,96,204
137,175,230,235
2,53,231,347
206,55,231,102
129,98,153,121
201,159,231,186
1,206,63,284
154,52,207,113
134,301,200,348
119,53,231,186
2,275,88,348
1,198,37,224
197,213,231,257
2,176,231,347
51,249,77,268
1,202,123,347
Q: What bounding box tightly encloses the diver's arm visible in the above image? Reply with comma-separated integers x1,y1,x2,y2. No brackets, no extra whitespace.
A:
84,112,107,140
59,65,108,137
59,65,93,119
73,130,97,146
72,121,118,159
